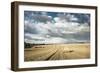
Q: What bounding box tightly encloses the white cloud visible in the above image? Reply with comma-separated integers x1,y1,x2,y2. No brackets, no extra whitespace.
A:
44,37,67,44
66,14,78,21
54,17,60,22
24,13,90,44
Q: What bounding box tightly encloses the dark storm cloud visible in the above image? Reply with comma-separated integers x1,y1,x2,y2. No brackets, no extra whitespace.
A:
24,21,39,34
24,11,52,23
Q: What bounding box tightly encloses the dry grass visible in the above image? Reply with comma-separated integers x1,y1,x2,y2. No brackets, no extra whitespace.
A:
24,43,90,61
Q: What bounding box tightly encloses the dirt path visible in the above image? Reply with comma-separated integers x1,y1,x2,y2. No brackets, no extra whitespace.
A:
24,43,90,61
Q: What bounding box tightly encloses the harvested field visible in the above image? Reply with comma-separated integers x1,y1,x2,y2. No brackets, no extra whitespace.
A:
24,43,90,61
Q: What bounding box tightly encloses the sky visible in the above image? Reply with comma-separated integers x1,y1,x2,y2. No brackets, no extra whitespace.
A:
24,11,90,44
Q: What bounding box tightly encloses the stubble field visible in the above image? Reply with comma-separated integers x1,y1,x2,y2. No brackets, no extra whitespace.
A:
24,43,90,61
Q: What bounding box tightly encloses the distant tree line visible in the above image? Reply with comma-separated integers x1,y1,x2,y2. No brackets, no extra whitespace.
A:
24,41,89,48
24,42,46,48
24,42,33,48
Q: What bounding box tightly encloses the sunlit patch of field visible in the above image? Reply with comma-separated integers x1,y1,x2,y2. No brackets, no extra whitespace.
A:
24,43,90,61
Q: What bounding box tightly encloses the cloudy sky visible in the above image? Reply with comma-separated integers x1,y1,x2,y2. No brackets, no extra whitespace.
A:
24,11,90,44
